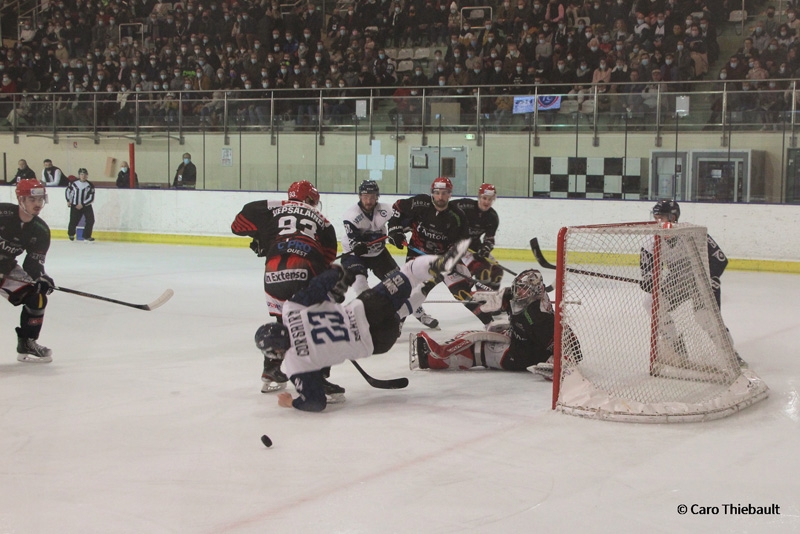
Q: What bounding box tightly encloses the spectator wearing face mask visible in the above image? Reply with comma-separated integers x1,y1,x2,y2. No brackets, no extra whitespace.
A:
116,161,139,188
173,152,197,189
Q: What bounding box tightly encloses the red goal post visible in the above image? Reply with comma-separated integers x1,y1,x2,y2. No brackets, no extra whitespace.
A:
551,221,768,423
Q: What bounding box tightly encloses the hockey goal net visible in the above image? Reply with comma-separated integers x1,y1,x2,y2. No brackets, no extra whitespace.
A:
552,222,768,423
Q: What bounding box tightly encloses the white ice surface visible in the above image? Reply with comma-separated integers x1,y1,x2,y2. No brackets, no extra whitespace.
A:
1,242,798,534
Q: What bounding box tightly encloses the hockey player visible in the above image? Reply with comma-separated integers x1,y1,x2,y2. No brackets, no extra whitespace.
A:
0,179,56,362
641,200,728,309
453,183,502,290
341,180,400,296
231,180,342,395
640,199,744,367
255,239,471,412
410,269,579,376
387,176,470,328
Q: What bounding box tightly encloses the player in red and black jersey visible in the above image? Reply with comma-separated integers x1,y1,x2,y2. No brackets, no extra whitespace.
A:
232,180,341,397
0,179,56,363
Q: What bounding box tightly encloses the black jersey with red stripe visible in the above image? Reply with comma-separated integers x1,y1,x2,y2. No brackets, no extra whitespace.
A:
0,202,50,278
232,199,337,272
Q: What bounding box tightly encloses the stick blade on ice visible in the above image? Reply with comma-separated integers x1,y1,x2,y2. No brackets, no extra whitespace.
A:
145,289,175,311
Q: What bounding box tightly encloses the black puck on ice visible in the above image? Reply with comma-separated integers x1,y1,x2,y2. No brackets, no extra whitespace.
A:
261,434,273,448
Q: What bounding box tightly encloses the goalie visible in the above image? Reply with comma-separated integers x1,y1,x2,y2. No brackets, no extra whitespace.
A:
254,239,471,412
410,269,579,376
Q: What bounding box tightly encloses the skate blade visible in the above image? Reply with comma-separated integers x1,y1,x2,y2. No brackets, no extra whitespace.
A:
17,353,52,363
261,381,287,393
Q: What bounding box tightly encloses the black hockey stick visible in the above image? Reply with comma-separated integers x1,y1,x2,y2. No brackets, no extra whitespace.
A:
529,238,640,284
56,286,175,310
350,360,409,389
469,248,518,275
4,275,175,310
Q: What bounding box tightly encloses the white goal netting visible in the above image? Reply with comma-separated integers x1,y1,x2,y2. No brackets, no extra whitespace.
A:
553,222,768,423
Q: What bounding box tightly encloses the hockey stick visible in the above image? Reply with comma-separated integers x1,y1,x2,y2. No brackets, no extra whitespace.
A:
350,360,409,389
55,286,175,310
468,247,555,293
530,238,640,284
334,235,389,260
3,275,175,311
469,249,518,275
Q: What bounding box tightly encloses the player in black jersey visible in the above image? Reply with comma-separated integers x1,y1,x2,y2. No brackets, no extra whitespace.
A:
453,183,502,291
0,179,56,363
387,177,470,328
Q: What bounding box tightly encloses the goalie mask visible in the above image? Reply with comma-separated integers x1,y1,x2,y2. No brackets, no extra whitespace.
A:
255,322,290,357
510,269,544,314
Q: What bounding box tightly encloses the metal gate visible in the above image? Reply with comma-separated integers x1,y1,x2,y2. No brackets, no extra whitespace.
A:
408,146,468,195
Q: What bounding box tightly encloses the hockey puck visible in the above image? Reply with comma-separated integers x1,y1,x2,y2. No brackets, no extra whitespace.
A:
260,434,273,448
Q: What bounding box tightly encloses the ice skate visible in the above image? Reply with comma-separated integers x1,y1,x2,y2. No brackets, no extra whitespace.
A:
429,238,471,278
413,307,439,329
322,377,346,403
261,357,288,393
16,336,52,363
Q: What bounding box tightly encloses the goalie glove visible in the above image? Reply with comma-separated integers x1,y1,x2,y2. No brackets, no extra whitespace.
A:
471,289,506,314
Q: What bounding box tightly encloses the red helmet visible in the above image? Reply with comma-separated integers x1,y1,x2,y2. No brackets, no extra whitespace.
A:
287,180,320,206
431,176,453,193
16,179,47,201
478,183,497,197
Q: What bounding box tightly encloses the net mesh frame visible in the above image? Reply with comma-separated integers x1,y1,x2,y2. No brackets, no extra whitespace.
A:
552,222,769,423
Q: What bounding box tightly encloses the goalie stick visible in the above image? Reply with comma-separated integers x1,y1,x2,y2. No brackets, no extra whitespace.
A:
530,237,640,285
3,275,175,311
350,360,409,389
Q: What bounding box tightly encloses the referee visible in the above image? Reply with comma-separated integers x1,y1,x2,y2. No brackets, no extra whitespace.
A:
65,168,96,242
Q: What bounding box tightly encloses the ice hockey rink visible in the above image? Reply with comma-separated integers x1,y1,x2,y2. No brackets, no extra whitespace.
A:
1,241,798,533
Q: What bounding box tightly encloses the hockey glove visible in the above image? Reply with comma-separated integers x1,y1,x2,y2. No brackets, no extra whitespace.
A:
710,275,721,293
639,274,653,293
387,230,406,250
475,243,493,259
249,239,266,257
329,264,356,303
351,241,369,257
34,274,55,295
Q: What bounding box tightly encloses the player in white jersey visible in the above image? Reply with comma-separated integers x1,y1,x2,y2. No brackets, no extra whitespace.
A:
341,180,400,295
254,238,471,412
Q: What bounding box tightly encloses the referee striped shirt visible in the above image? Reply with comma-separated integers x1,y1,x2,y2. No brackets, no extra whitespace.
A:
65,180,95,206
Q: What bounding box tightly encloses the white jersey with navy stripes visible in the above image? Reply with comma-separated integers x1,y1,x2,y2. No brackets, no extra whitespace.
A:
281,298,375,378
341,201,393,257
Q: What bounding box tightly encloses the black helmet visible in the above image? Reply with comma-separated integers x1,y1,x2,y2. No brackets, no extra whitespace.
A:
652,199,680,222
358,180,379,196
254,322,290,355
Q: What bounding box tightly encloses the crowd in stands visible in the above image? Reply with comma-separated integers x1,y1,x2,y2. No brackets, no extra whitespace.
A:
0,0,796,128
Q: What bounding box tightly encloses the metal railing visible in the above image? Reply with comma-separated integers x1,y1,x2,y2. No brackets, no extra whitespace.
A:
2,79,797,147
